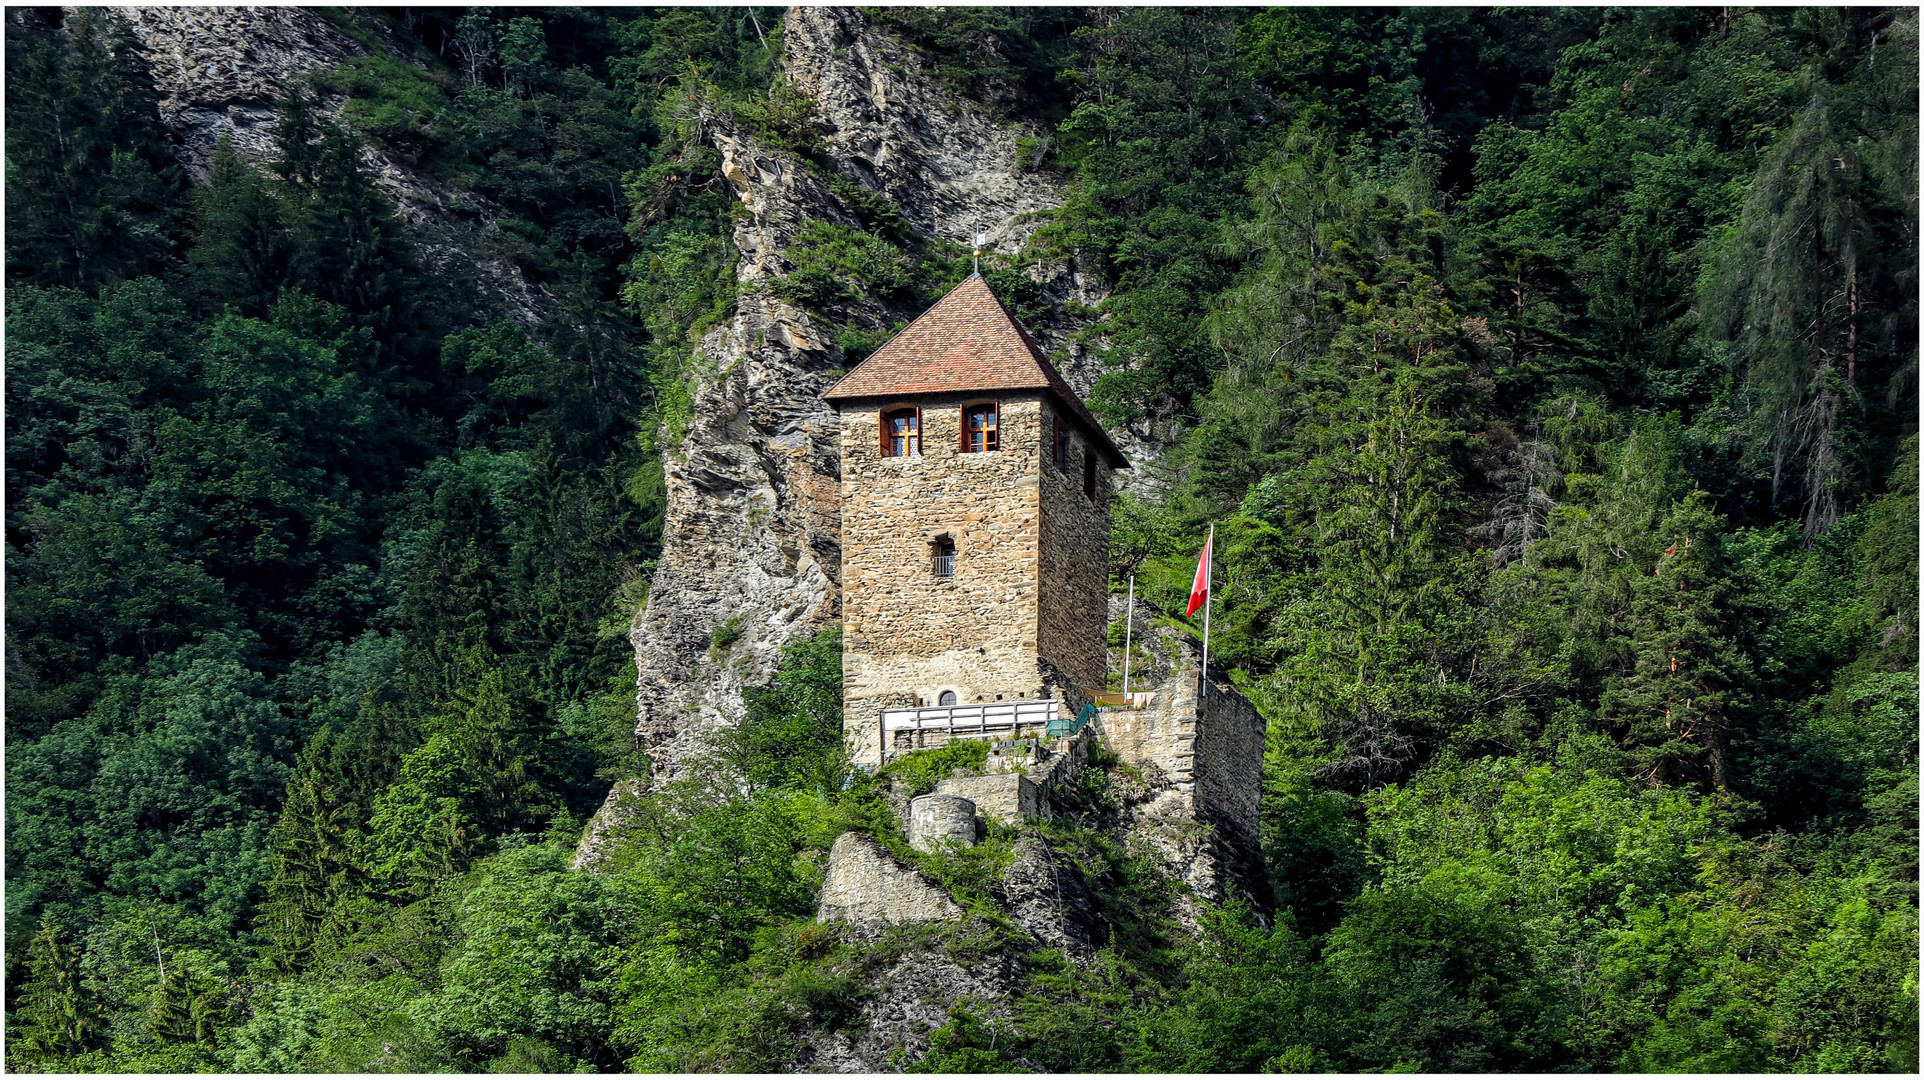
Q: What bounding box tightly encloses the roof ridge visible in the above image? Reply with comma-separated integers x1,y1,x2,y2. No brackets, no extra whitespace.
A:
822,274,1126,467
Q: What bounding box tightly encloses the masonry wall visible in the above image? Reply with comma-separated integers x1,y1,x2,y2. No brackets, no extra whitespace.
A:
838,393,1050,768
1037,400,1112,694
1103,654,1264,842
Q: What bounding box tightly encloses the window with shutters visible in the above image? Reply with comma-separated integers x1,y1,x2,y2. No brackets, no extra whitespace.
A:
881,407,920,457
962,402,999,452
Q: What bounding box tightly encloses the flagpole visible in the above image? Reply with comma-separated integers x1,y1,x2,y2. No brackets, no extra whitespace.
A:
1199,523,1214,699
1122,575,1135,701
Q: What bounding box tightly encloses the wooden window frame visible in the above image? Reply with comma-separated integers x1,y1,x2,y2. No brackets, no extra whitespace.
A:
880,406,920,458
961,400,1000,453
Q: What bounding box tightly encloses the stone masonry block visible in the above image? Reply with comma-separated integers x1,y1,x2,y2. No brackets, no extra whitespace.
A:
908,793,978,851
935,772,1044,825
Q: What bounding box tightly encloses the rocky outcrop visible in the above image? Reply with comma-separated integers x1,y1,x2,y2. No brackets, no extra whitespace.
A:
793,928,1029,1072
1000,836,1103,962
818,833,963,926
115,7,363,181
786,6,1118,399
616,120,851,792
782,9,1060,263
115,7,544,324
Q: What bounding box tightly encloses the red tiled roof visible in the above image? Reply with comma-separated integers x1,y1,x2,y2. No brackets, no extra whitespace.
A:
822,275,1127,466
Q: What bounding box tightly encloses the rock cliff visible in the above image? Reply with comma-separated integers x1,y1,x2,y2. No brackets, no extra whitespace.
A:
116,7,364,183
115,6,544,324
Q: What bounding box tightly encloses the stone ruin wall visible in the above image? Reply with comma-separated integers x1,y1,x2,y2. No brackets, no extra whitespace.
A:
1103,655,1265,845
1192,675,1267,845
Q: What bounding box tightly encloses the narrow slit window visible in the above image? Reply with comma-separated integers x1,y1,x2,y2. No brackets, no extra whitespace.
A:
963,403,998,452
1084,450,1099,501
931,535,955,577
881,407,919,457
1052,417,1069,470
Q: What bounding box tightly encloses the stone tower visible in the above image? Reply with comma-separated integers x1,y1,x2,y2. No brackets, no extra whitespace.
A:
823,275,1128,769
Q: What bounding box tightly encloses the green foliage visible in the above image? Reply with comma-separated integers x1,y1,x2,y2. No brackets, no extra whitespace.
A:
9,920,103,1065
768,220,915,308
5,8,1915,1073
905,1004,1028,1073
4,9,184,291
884,741,991,798
713,627,845,792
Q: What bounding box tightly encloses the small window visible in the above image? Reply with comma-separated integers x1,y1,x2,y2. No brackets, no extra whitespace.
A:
1052,417,1070,470
938,690,957,707
1083,450,1099,501
963,403,999,453
931,534,955,577
881,407,919,457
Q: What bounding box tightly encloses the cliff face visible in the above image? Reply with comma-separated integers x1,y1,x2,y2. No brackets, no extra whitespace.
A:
586,9,1118,851
618,124,850,788
116,6,545,324
116,8,359,180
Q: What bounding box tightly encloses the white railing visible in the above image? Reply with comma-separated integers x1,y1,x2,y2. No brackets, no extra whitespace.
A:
882,698,1060,739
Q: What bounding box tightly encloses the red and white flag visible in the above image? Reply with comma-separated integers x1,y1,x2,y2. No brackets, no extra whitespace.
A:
1186,529,1212,618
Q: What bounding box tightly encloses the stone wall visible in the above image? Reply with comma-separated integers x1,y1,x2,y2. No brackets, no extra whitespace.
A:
908,794,978,851
840,394,1041,766
1036,400,1113,693
1193,673,1267,845
1102,652,1264,844
935,772,1043,825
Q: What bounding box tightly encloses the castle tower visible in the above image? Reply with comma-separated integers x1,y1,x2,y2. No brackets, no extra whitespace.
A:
823,275,1128,769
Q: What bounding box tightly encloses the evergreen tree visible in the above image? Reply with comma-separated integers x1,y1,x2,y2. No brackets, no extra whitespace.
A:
257,694,411,972
10,919,100,1064
186,140,292,318
4,7,183,290
398,465,514,708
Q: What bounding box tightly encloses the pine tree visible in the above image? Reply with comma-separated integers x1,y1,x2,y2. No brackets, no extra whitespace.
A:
438,650,561,835
400,472,512,708
1605,495,1757,789
4,7,183,289
186,139,292,318
11,919,100,1065
1702,9,1918,537
1283,377,1474,790
258,694,412,971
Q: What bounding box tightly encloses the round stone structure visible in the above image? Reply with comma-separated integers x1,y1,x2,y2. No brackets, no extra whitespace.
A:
908,793,978,851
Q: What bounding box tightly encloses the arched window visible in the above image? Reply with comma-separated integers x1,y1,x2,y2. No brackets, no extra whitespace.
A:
962,402,998,452
881,407,919,457
938,690,957,707
1084,449,1100,501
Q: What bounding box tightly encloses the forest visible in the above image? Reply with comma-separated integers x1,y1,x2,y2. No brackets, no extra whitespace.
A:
4,5,1917,1073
